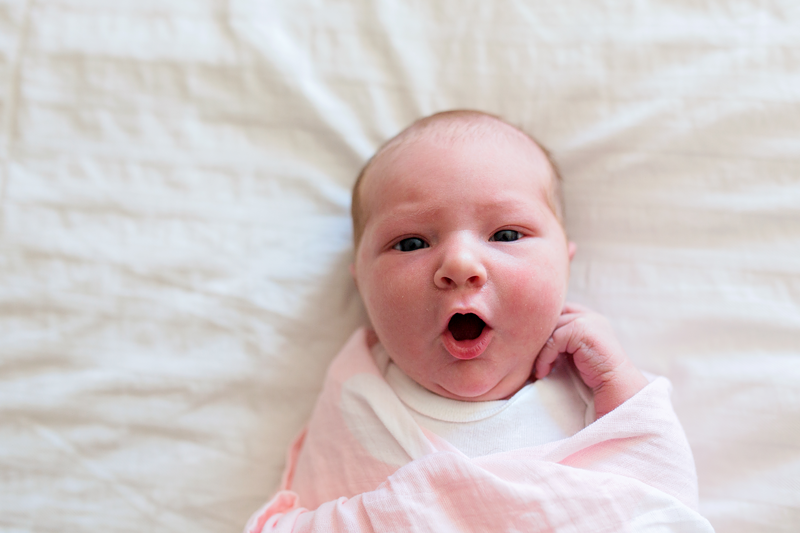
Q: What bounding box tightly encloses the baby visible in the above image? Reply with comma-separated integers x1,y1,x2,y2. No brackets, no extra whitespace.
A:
246,111,710,532
349,110,647,415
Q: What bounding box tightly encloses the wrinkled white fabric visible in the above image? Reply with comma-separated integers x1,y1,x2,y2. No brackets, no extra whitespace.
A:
2,1,799,532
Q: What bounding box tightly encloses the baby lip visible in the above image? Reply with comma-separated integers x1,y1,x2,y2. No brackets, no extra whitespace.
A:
441,310,493,360
442,307,490,332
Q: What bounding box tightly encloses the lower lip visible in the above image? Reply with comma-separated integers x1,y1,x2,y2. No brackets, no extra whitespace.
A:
442,327,493,360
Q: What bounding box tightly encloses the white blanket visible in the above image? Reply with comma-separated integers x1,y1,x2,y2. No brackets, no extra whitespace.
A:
1,1,798,532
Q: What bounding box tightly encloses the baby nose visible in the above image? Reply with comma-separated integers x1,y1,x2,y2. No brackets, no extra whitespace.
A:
434,240,487,290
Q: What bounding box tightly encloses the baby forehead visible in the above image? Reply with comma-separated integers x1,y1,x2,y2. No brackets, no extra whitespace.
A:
351,113,564,247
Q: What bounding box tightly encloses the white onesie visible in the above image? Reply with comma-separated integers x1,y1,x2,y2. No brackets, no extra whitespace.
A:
377,344,596,458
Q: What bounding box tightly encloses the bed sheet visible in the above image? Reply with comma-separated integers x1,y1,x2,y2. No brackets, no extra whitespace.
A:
0,1,798,532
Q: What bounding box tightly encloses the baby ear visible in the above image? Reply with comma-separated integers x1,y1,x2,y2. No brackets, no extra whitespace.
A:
568,241,577,261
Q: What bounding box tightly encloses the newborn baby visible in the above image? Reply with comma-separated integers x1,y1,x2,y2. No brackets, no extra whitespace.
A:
246,111,711,533
349,109,647,413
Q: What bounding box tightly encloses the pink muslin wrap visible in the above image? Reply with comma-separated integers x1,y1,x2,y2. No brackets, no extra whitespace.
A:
246,328,713,532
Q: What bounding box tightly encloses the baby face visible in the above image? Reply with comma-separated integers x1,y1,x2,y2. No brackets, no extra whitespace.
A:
353,132,574,401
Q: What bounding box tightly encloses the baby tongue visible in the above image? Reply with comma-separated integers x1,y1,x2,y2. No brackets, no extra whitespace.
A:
448,313,485,341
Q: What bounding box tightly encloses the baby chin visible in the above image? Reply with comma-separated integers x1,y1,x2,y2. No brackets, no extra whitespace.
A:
433,361,529,402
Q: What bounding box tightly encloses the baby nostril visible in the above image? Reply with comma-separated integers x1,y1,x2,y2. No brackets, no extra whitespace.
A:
438,274,456,288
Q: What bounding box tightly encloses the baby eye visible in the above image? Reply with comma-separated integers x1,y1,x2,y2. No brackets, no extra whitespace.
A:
490,230,522,242
393,237,429,252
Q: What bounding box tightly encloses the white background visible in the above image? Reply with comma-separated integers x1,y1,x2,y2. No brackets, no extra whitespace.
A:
1,1,798,531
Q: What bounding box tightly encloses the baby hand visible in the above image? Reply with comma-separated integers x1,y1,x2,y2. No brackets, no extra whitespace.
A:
534,302,648,418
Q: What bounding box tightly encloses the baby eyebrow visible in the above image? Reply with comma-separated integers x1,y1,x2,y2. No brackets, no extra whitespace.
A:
374,205,442,225
476,198,539,213
368,196,546,235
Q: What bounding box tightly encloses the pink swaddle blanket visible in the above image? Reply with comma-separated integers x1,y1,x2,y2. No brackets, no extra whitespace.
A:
246,328,714,532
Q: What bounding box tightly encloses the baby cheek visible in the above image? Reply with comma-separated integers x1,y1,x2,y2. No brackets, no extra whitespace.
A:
505,267,565,341
365,264,426,329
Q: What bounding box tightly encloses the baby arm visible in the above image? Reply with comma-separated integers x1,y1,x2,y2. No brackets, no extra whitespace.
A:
534,302,648,418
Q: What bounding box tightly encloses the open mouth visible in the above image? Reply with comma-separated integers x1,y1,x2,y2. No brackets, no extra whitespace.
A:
443,312,492,360
448,313,486,341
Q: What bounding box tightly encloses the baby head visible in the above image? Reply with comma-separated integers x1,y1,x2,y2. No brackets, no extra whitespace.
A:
351,110,576,402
